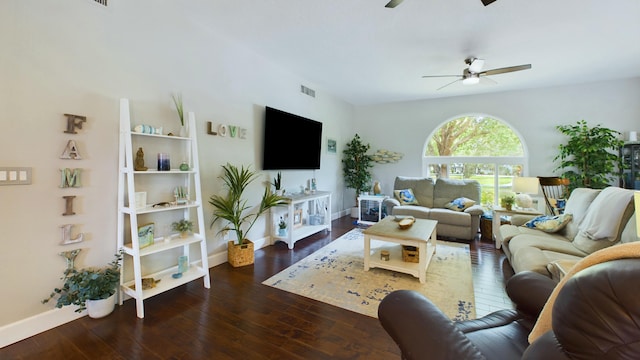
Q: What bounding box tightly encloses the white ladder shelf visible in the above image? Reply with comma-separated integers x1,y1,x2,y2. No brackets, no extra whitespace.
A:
116,98,210,318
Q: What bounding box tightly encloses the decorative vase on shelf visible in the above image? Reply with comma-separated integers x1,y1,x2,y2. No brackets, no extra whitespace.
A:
179,123,188,137
373,181,381,195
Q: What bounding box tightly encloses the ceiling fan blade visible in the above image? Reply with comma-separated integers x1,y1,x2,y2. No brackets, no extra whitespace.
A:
385,0,404,8
422,75,460,78
437,79,462,91
481,76,498,84
481,64,532,76
481,0,497,6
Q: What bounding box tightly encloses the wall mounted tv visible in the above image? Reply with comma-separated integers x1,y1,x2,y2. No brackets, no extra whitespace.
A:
263,106,323,170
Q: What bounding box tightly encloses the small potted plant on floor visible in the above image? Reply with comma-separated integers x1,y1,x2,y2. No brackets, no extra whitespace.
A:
42,251,122,318
172,219,193,238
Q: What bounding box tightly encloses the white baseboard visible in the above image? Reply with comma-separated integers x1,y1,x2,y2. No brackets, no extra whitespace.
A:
0,306,86,348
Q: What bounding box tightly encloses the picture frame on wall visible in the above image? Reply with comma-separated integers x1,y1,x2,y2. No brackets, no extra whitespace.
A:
138,223,154,249
327,138,337,154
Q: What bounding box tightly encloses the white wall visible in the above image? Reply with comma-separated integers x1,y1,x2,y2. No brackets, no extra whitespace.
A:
0,0,353,344
354,78,640,196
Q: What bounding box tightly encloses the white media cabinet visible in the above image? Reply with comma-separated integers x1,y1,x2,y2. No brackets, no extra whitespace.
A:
272,191,331,249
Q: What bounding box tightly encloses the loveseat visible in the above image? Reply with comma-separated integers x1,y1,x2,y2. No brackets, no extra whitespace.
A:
378,257,640,359
384,176,484,240
498,186,636,278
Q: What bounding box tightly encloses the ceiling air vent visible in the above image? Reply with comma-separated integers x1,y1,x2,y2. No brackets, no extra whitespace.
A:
301,85,316,98
93,0,107,6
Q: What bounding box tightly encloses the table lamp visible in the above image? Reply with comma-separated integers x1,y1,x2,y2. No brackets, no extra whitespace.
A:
513,177,539,209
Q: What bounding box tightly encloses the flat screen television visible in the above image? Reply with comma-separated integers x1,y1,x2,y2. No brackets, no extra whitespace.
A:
263,106,323,170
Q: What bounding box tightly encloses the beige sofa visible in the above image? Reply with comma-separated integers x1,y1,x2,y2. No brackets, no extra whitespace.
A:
384,176,484,240
498,187,636,279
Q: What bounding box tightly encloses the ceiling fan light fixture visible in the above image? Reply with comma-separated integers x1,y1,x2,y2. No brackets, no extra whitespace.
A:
462,75,480,85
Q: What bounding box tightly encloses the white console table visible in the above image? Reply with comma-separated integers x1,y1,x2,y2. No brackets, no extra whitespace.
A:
272,191,332,249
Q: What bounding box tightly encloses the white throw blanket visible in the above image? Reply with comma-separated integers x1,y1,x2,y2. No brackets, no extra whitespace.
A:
578,186,633,241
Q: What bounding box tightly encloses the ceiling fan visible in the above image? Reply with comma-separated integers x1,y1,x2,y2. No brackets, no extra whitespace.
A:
422,57,532,90
385,0,497,8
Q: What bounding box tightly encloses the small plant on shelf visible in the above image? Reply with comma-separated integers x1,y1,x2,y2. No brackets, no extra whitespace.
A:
272,171,284,195
172,219,193,238
278,216,287,230
171,92,184,127
278,216,287,236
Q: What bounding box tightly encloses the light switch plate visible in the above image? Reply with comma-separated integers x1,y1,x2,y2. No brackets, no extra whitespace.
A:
0,167,32,185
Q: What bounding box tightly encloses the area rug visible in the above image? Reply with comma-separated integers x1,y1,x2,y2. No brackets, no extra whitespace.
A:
263,228,475,321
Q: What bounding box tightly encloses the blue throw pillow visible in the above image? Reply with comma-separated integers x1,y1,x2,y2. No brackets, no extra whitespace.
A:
445,197,476,212
523,213,573,233
394,189,419,205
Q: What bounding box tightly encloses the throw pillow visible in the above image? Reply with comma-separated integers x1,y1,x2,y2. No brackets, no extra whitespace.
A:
394,189,419,205
522,213,573,233
444,197,476,212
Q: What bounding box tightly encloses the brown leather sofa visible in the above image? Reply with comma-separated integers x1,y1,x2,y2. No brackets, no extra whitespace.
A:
378,259,640,359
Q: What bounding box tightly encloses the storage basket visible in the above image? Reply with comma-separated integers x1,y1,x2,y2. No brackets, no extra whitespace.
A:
480,216,510,242
402,245,419,263
228,239,254,267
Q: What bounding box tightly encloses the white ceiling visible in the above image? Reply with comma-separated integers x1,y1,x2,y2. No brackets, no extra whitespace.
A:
185,0,640,105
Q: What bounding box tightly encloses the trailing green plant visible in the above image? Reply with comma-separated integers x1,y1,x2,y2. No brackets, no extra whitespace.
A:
553,120,624,191
42,251,122,312
171,93,184,126
209,163,287,245
172,219,193,233
342,134,374,206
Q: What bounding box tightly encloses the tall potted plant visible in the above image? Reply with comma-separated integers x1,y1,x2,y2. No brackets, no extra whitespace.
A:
209,163,287,267
554,120,624,192
42,251,122,318
343,134,374,216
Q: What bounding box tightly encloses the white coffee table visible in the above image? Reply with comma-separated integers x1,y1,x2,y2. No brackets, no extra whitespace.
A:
363,217,437,283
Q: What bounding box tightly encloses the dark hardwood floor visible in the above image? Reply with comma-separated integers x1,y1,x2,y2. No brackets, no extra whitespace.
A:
2,216,514,359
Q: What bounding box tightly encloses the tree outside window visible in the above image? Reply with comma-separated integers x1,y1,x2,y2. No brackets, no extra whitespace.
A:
423,115,527,206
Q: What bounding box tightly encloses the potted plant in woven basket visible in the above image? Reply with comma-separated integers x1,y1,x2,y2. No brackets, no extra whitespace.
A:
209,163,287,267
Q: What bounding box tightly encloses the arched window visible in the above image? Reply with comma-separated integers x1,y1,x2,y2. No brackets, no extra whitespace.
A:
422,114,529,206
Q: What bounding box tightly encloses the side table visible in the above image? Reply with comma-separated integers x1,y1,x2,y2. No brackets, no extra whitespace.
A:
358,194,388,225
492,207,542,249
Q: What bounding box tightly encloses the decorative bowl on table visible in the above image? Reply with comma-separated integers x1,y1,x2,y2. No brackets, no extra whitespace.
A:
397,217,415,229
